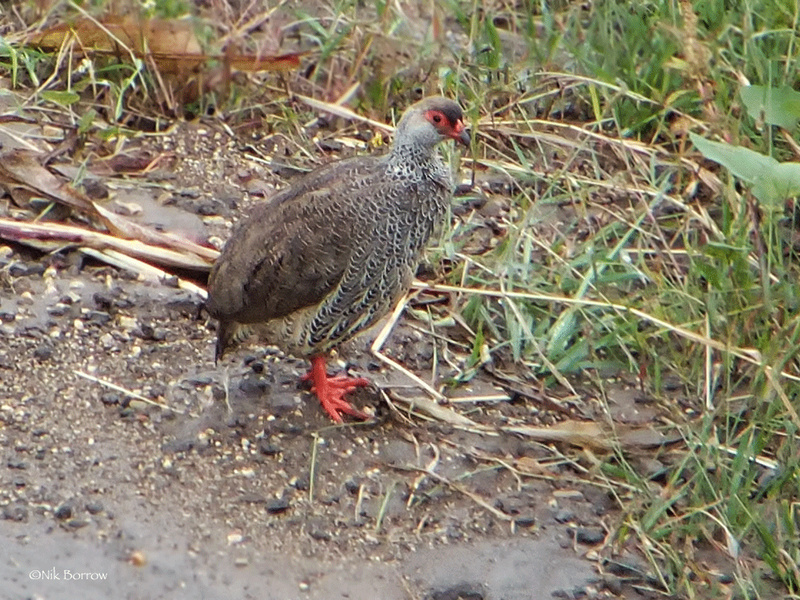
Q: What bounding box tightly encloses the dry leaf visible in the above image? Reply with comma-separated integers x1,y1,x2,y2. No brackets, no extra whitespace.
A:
92,203,217,263
504,421,614,450
0,149,94,212
0,217,212,270
29,15,302,77
0,149,218,269
502,420,680,451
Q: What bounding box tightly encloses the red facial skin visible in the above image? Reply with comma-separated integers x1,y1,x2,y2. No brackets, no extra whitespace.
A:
425,110,471,146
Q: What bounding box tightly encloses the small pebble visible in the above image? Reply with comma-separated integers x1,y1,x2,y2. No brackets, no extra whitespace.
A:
227,531,245,545
574,527,605,545
54,503,73,520
179,187,200,198
118,315,137,330
239,376,268,395
265,498,291,514
67,518,90,529
258,440,281,456
291,475,310,491
33,345,53,361
139,323,168,341
7,458,26,470
554,508,575,523
196,202,220,216
46,304,69,317
86,310,112,325
92,292,114,310
308,528,332,541
515,516,536,528
429,582,485,600
3,504,28,521
9,262,45,277
100,393,121,406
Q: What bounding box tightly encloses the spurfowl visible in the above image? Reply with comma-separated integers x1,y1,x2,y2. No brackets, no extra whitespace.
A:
205,96,470,422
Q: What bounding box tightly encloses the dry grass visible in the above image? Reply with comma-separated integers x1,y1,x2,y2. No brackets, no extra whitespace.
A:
2,0,800,597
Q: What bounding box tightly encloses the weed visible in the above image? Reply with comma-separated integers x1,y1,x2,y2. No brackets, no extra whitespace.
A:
3,0,800,597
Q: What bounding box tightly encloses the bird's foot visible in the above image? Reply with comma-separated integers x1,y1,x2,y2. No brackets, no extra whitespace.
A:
304,357,370,423
314,374,371,423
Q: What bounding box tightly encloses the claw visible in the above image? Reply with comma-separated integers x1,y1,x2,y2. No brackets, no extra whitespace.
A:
305,356,370,423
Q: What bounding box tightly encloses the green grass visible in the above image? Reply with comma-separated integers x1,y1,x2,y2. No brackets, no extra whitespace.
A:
4,0,800,597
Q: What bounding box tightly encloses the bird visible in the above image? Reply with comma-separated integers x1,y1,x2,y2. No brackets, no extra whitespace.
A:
205,96,470,423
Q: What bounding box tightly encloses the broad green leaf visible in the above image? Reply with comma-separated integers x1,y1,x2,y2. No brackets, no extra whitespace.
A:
691,133,800,208
40,90,79,106
689,133,778,184
78,109,97,135
740,85,800,130
752,161,800,209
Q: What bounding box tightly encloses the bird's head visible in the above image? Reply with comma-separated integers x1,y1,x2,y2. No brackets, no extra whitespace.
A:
394,96,471,150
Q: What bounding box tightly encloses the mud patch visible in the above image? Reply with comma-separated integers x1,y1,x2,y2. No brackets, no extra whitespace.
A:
3,521,595,599
1,256,606,599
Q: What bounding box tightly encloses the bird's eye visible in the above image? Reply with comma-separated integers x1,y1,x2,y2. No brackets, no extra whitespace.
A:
432,114,442,124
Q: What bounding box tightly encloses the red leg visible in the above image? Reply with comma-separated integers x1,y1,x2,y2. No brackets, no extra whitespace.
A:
302,356,370,423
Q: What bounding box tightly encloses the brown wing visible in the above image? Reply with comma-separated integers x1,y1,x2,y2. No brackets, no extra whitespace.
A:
205,155,383,326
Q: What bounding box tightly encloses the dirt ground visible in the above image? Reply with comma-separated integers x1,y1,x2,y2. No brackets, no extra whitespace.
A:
0,108,658,599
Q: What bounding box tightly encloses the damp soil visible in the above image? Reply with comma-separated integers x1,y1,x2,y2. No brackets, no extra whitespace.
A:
0,120,638,600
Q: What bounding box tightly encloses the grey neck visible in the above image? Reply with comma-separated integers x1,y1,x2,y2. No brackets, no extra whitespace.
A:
388,141,438,164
